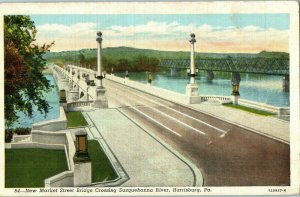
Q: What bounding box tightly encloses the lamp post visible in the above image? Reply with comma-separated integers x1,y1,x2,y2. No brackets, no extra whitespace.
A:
73,130,91,186
231,72,241,105
71,68,75,88
189,33,196,84
147,72,152,85
186,33,201,104
74,130,90,161
232,83,240,96
96,31,103,87
93,31,108,108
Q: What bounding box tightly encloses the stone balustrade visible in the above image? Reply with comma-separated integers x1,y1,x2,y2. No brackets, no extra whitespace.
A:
67,100,94,110
201,95,232,103
12,135,31,143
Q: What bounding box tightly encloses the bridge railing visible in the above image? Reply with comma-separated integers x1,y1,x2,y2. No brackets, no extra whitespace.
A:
66,100,94,110
201,95,232,103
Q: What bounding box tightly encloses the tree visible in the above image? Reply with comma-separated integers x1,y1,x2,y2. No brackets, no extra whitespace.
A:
78,52,85,66
4,15,54,127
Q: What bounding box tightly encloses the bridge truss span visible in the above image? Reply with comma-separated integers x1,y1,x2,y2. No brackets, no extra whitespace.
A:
158,58,289,76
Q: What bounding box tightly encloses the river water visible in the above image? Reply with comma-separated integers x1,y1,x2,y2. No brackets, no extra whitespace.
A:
12,74,60,128
10,71,289,128
115,71,290,107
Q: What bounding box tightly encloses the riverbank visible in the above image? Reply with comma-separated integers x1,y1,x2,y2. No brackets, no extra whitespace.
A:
42,67,53,74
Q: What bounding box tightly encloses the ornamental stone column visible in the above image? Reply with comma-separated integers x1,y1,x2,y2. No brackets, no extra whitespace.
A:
96,32,103,87
190,33,196,84
93,31,108,108
186,33,201,104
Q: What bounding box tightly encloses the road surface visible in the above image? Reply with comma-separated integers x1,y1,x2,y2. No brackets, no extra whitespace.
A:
103,79,290,186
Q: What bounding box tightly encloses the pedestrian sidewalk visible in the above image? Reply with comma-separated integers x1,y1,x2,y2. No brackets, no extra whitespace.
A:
182,102,290,144
85,108,202,187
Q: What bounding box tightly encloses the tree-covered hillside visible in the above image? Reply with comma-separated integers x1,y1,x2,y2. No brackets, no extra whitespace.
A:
44,47,289,72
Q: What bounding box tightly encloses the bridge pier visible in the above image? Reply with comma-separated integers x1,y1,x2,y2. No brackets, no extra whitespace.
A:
68,88,79,102
147,72,153,85
170,67,178,76
282,75,289,92
206,70,214,81
231,72,241,84
125,70,129,79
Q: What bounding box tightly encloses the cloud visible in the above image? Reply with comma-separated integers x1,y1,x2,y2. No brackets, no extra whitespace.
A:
103,21,214,37
103,21,185,36
34,21,289,53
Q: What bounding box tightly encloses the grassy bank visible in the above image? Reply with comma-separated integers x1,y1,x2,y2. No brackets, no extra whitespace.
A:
5,149,68,188
66,111,88,128
222,103,276,116
88,140,118,182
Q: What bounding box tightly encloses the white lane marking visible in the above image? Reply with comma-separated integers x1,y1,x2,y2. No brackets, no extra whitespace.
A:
106,81,227,135
108,94,182,137
131,91,227,134
109,88,205,136
130,106,182,137
147,106,206,136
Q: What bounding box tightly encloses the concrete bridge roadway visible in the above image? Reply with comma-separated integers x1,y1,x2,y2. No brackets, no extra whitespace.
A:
54,64,289,186
103,78,289,186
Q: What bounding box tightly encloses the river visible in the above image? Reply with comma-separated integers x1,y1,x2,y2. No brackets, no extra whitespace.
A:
115,70,290,107
12,74,60,128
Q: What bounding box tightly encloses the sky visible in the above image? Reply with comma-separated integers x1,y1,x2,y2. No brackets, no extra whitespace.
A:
30,14,289,53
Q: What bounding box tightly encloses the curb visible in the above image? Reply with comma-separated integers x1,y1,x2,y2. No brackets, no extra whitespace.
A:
117,108,204,187
83,111,130,187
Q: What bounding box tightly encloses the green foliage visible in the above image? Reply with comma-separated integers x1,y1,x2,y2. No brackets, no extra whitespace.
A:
4,15,54,127
66,111,88,128
5,127,31,142
222,103,277,116
88,140,118,182
5,149,68,187
5,131,13,143
78,52,86,65
257,50,289,59
44,47,289,73
45,47,164,72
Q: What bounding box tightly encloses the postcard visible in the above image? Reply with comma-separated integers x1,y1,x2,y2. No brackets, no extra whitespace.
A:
0,1,299,196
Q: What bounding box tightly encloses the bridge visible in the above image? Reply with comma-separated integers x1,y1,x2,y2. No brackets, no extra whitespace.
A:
47,32,290,187
158,58,290,92
50,62,290,186
158,58,289,76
